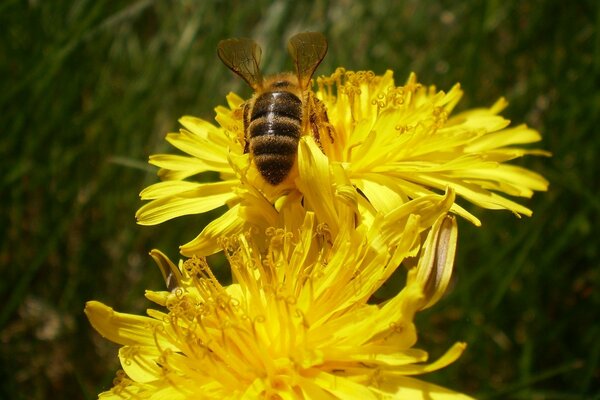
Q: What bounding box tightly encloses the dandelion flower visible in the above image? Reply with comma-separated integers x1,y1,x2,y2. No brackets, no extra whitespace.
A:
136,69,548,255
88,195,471,399
316,69,549,225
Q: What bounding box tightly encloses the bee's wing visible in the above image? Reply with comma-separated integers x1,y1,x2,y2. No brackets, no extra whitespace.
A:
217,38,263,89
288,32,328,90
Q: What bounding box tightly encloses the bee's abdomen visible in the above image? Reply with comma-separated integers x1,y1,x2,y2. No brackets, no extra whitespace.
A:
251,91,302,121
248,91,302,185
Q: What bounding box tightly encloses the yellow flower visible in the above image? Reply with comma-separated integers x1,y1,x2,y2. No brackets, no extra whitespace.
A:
87,195,472,399
316,70,549,225
136,69,548,255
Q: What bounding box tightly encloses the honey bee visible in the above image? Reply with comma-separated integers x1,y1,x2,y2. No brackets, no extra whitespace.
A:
217,32,331,185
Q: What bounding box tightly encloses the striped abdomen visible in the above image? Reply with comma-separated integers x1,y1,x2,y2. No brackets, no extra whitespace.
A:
247,90,302,185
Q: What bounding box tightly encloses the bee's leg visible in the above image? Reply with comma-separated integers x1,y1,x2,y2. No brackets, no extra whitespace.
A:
310,97,334,147
309,107,322,147
243,102,251,153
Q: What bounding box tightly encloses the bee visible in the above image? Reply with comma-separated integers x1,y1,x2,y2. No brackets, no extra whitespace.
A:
217,32,331,185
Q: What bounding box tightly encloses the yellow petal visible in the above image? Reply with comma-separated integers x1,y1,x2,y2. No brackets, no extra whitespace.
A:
136,181,237,225
238,189,280,229
179,115,231,147
85,301,161,346
297,136,339,233
460,165,549,195
397,172,535,216
225,92,245,109
379,188,455,244
355,178,405,213
464,124,542,151
150,154,226,180
139,180,207,200
180,205,244,256
347,348,429,366
118,345,162,383
378,375,474,399
165,131,228,165
312,371,380,400
388,342,467,376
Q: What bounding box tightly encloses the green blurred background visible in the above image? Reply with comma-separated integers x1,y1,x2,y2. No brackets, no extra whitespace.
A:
1,1,598,398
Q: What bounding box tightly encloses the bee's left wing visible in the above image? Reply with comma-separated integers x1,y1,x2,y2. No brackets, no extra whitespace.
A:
288,32,328,90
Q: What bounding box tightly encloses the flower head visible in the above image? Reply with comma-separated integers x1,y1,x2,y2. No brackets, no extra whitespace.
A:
88,194,472,399
315,70,549,224
136,69,548,256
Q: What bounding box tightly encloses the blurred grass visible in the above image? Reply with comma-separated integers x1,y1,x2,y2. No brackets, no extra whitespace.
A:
1,0,598,398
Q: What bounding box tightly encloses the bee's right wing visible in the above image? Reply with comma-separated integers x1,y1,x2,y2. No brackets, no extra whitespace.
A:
217,38,263,89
